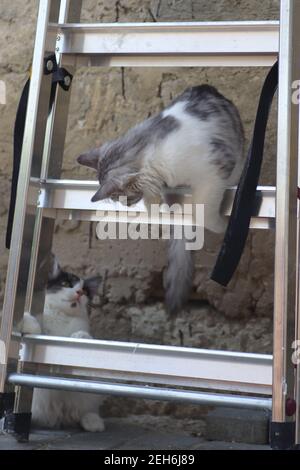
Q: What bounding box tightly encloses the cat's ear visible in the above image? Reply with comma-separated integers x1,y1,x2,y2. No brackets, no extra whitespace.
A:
91,174,139,202
48,253,62,281
77,149,99,170
91,180,121,202
83,276,102,299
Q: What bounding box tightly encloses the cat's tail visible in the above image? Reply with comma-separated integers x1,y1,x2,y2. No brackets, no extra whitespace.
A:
165,234,194,315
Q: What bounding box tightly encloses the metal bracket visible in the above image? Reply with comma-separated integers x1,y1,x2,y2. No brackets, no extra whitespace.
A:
43,53,57,75
43,53,73,90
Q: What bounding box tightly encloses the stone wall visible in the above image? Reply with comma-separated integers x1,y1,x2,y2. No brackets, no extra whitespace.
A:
0,0,280,420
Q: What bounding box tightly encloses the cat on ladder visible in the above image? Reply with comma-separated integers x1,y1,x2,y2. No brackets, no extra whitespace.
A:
17,254,105,432
77,85,245,313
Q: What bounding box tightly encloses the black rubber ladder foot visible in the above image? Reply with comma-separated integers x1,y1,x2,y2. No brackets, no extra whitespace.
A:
270,421,296,450
4,411,32,443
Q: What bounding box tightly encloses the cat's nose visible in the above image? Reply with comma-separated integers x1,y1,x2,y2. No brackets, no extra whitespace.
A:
76,288,84,299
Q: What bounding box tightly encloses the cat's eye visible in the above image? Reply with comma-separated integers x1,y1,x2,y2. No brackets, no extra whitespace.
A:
61,281,70,287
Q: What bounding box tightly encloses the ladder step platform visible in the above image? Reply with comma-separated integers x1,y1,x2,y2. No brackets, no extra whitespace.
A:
51,21,279,67
10,334,272,396
34,179,275,229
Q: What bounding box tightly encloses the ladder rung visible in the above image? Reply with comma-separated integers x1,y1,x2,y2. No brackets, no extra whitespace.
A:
33,179,275,229
51,21,279,67
12,334,272,395
8,373,272,410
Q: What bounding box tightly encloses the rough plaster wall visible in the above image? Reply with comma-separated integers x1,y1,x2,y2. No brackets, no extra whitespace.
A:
0,1,279,420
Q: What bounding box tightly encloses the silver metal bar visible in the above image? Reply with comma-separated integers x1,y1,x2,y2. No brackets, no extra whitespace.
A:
273,0,300,425
54,21,279,67
8,373,272,411
34,179,275,229
13,366,34,415
13,334,272,395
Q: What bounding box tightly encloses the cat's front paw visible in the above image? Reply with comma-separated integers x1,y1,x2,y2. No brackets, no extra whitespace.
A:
17,312,42,335
70,330,92,339
80,412,105,432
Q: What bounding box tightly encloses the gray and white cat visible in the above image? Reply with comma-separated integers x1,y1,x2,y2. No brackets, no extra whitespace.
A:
18,255,105,432
77,85,245,313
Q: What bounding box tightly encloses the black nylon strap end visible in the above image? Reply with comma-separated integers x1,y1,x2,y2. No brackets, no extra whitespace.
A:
211,60,278,286
5,78,30,250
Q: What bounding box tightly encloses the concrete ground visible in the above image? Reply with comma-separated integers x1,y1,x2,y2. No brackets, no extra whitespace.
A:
0,416,270,450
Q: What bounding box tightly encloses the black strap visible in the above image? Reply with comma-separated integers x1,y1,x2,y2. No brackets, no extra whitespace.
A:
5,57,72,249
211,60,278,286
5,78,30,249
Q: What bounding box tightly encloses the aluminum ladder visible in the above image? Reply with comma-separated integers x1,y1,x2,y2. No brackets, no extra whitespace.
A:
0,0,299,449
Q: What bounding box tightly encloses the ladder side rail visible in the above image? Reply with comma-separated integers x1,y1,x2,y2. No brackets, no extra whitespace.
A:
272,0,300,446
0,0,59,393
11,0,83,425
295,58,300,446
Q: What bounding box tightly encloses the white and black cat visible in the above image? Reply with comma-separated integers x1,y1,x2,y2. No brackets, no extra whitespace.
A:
18,255,105,432
77,85,245,313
